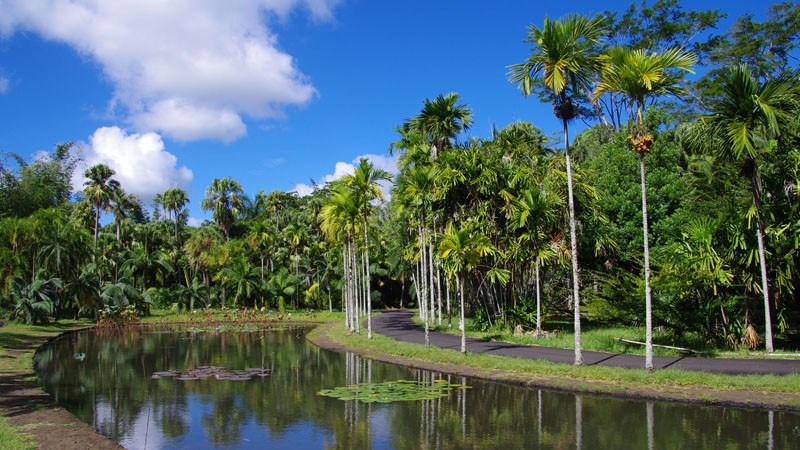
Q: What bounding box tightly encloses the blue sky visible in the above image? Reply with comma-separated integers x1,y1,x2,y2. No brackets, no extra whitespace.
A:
0,0,760,223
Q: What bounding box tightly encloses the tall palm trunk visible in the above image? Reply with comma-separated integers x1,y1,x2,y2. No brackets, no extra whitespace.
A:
750,168,773,352
363,216,372,339
563,120,582,366
459,275,466,353
535,259,542,333
640,153,654,372
93,206,100,261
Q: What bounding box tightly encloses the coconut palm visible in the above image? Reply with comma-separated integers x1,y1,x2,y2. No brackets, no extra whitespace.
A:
688,65,800,353
508,13,605,366
405,93,473,161
593,46,696,370
348,158,391,338
83,164,120,253
201,177,246,240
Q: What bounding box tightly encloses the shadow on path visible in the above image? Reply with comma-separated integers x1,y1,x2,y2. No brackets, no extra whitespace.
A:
371,310,800,375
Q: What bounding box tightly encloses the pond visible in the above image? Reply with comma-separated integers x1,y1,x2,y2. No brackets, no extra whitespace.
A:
35,326,800,449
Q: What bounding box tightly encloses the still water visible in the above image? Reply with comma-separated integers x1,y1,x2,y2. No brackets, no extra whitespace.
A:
35,326,799,449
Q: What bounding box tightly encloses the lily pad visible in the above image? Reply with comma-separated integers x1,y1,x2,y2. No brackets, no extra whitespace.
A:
318,379,469,403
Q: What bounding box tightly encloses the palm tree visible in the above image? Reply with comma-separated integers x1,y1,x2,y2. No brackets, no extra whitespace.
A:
247,220,273,279
593,46,696,370
109,188,139,242
162,187,189,244
689,65,800,353
405,93,473,161
319,183,360,330
6,271,62,324
83,164,120,253
349,158,391,338
267,268,298,313
438,223,495,353
201,177,246,240
395,164,441,343
511,185,560,334
37,221,89,284
218,256,261,308
508,13,605,366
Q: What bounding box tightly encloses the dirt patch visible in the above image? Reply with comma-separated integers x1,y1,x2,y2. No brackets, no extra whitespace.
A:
0,326,122,450
307,321,800,412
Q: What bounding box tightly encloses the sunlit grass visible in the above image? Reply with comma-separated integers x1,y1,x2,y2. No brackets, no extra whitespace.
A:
0,416,34,450
416,314,799,359
311,321,800,404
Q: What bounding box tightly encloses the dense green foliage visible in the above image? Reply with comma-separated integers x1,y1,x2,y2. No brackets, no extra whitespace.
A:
1,1,799,355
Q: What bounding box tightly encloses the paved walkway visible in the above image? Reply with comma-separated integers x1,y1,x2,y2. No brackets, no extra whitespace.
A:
371,310,800,375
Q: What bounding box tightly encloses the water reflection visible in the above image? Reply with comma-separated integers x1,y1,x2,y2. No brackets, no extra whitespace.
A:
35,327,800,449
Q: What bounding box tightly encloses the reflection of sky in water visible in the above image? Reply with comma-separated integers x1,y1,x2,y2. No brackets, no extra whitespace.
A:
37,329,800,450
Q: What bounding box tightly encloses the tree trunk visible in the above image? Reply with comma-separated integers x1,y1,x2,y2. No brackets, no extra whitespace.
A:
364,216,372,339
563,120,582,366
535,259,542,333
93,206,100,261
459,275,466,353
750,169,774,353
640,153,654,372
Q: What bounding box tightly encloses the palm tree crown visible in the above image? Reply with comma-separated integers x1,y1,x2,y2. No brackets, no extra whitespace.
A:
405,92,473,160
201,177,246,240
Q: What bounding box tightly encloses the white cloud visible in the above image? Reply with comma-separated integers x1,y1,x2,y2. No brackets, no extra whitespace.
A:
186,217,204,228
0,0,340,141
292,153,399,198
74,126,193,203
0,75,8,94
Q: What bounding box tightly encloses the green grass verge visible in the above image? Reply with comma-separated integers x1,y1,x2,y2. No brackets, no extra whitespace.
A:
418,316,799,359
316,320,800,402
0,320,94,371
0,416,35,450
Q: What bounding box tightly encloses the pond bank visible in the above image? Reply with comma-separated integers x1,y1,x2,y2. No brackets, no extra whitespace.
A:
0,322,122,450
307,319,800,412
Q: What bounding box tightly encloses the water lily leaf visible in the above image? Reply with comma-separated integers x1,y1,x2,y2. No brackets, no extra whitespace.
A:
318,380,469,403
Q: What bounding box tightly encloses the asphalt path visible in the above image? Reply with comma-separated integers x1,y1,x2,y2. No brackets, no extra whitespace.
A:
371,310,800,375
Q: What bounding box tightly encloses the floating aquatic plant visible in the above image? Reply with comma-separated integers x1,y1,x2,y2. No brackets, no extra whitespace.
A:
318,379,469,403
151,366,272,381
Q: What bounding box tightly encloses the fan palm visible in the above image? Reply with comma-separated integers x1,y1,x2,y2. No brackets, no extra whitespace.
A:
162,187,189,244
201,177,246,240
593,46,696,371
83,164,120,253
508,13,605,366
689,64,800,353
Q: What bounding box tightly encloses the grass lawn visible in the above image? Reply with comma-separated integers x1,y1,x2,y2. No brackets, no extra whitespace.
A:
0,415,34,450
417,314,800,359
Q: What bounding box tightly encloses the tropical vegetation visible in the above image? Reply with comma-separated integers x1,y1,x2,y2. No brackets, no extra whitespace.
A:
2,1,799,370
